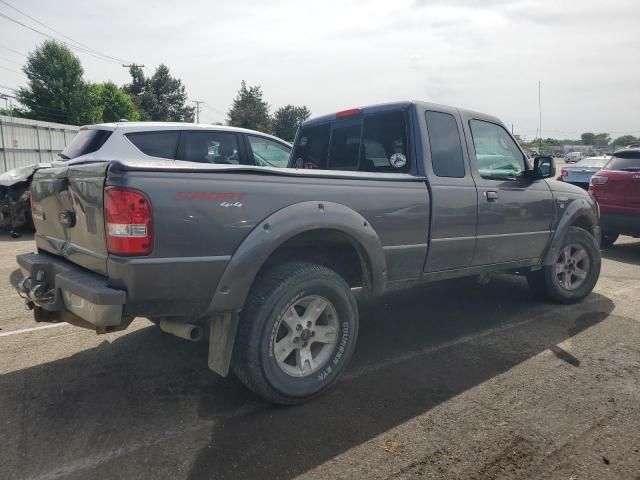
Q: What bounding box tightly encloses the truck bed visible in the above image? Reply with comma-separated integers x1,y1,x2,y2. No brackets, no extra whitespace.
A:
29,159,430,319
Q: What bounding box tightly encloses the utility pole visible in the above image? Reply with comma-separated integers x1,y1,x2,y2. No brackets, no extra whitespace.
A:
191,100,204,123
122,64,145,69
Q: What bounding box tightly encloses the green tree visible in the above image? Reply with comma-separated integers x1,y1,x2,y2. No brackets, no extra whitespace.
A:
271,105,311,141
17,40,93,124
580,132,596,145
89,82,140,122
124,64,194,121
612,134,637,147
593,133,610,147
123,65,153,120
226,81,271,132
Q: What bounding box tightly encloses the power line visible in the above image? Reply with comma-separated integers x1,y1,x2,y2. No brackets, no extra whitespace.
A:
0,64,23,75
0,0,131,63
0,54,21,66
202,103,226,116
0,11,127,65
0,43,26,58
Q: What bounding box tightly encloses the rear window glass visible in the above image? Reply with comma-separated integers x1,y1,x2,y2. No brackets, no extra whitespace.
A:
291,110,410,173
126,131,180,159
329,121,361,170
361,111,410,172
606,151,640,171
576,157,608,168
425,111,465,178
291,124,330,169
60,129,112,159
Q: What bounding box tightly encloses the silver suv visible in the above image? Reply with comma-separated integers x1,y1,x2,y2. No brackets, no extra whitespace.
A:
0,123,291,232
59,122,291,167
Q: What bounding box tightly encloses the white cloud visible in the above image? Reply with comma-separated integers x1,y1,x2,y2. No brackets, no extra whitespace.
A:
0,0,638,139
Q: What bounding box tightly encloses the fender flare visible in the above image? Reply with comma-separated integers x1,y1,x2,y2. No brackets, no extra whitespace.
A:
542,197,600,265
208,201,387,313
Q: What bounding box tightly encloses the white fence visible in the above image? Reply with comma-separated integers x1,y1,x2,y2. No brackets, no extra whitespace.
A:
0,115,79,173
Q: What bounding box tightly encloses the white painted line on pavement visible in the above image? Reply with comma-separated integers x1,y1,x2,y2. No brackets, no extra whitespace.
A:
0,322,67,337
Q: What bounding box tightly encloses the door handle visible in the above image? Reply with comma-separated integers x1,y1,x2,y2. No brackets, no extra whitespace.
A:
485,191,499,201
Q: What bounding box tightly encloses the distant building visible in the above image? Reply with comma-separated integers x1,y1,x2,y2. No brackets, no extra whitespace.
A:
562,145,593,154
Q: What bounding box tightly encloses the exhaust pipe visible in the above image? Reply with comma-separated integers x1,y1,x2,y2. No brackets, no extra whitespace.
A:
159,319,203,342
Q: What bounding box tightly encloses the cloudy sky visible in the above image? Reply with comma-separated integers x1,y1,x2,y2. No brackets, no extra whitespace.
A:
0,0,638,140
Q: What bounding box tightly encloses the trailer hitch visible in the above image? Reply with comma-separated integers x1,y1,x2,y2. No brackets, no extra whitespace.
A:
17,271,55,307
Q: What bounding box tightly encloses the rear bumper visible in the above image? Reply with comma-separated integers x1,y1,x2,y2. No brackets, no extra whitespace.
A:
600,212,640,236
14,252,126,329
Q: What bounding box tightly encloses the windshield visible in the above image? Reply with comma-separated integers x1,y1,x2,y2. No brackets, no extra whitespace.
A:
60,129,112,159
605,151,640,171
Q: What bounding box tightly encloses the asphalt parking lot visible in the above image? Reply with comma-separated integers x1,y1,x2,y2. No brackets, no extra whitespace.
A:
1,232,639,480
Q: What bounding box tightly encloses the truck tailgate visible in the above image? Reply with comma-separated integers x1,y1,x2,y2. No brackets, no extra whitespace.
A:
31,162,109,275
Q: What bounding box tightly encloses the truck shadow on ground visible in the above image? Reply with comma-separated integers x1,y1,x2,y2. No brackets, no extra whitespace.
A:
0,275,614,480
601,238,640,266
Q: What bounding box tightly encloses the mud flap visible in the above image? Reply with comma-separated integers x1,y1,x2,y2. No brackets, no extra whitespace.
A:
208,312,239,377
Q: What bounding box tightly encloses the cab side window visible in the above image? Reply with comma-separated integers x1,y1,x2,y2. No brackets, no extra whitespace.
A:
425,111,465,178
469,120,525,179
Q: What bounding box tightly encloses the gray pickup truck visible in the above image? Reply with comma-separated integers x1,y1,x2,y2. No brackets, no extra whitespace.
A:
14,101,601,404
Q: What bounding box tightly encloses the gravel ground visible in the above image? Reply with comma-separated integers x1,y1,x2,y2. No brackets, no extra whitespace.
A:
0,231,638,480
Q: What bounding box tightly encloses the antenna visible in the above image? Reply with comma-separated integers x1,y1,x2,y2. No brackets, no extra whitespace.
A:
538,80,542,152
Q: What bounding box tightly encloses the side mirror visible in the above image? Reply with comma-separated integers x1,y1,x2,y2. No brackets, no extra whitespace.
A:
532,155,556,179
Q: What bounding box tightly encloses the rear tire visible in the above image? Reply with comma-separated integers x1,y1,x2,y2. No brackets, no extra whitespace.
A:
232,261,359,405
527,226,601,304
601,231,619,248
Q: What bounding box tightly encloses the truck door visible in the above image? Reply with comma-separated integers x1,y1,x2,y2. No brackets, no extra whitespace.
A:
422,109,478,272
462,117,554,265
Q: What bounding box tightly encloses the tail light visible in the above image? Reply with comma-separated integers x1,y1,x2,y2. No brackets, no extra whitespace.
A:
590,175,608,186
561,169,568,177
104,186,153,256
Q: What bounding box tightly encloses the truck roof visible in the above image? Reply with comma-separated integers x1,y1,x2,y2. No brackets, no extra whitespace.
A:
301,100,503,127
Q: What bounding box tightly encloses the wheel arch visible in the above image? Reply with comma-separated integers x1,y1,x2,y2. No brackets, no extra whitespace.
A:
542,198,601,266
207,201,387,314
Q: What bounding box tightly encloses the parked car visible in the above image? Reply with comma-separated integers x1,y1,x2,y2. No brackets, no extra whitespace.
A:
14,101,601,404
0,122,291,232
589,148,640,247
565,151,584,163
559,156,610,189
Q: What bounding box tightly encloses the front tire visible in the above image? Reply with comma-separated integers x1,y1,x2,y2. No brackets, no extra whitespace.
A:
527,226,601,304
231,262,359,405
